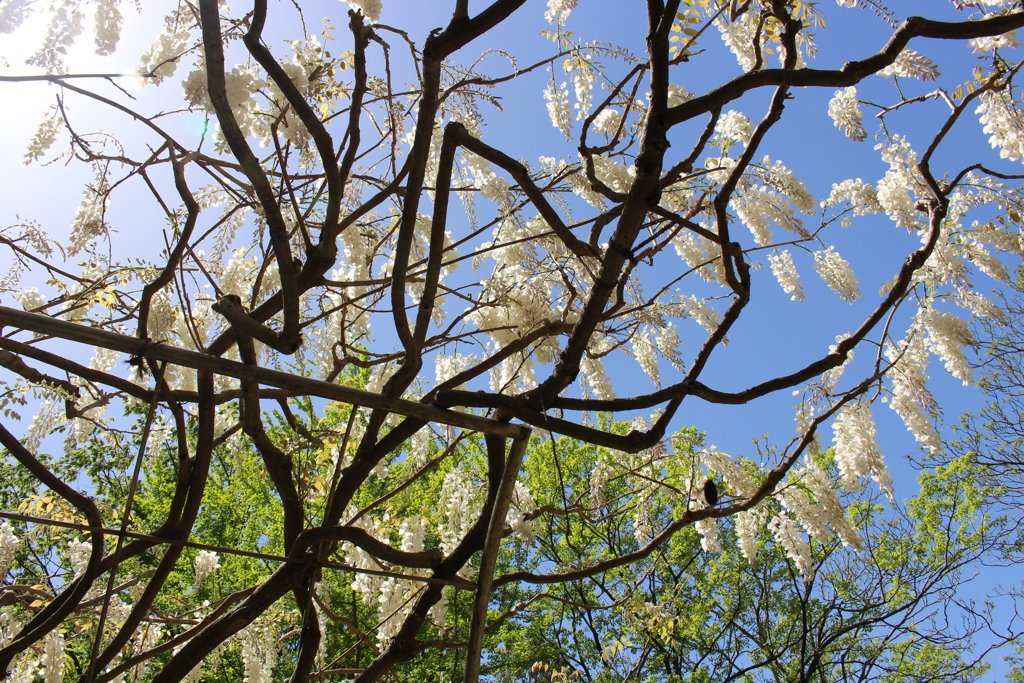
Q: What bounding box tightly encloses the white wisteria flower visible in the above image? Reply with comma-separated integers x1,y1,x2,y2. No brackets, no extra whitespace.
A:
827,86,867,141
878,48,939,80
831,401,893,499
976,89,1024,162
813,247,861,302
695,517,722,554
346,0,382,23
24,110,61,165
193,550,221,585
922,307,974,385
592,108,623,135
93,0,122,56
769,249,805,301
715,110,753,146
770,513,814,581
544,80,573,138
545,0,578,25
0,522,19,577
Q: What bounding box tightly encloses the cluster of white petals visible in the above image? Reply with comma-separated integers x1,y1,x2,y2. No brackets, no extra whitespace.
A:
682,295,722,335
701,448,757,498
631,329,660,385
667,83,694,107
544,81,574,138
593,154,635,193
821,178,882,215
790,459,864,549
922,307,974,385
878,49,940,80
67,537,92,577
734,503,768,563
238,620,278,683
769,513,814,581
346,0,382,23
465,153,511,206
39,629,65,683
193,550,221,585
969,30,1019,53
827,87,867,141
545,0,578,25
885,331,942,452
769,250,805,301
508,481,538,546
831,400,893,499
875,136,925,230
716,18,758,71
580,354,615,400
813,247,861,302
976,89,1024,162
715,110,753,146
93,0,122,56
592,108,623,134
24,111,61,165
695,517,722,554
439,468,480,554
138,9,191,84
0,522,19,577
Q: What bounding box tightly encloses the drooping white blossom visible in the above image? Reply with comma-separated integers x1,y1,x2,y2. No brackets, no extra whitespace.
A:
193,550,221,585
716,18,758,71
40,629,65,683
592,108,623,135
969,30,1019,53
735,502,768,563
831,400,892,498
239,619,278,683
715,110,753,146
783,458,864,549
682,295,722,335
139,9,191,85
24,110,61,165
544,80,573,138
769,513,814,581
0,522,19,577
922,307,974,385
813,247,861,302
545,0,578,25
701,448,757,498
346,0,382,24
69,165,111,255
827,87,867,141
822,178,882,216
67,536,92,577
93,0,122,56
695,517,722,554
507,481,538,546
878,49,940,81
976,89,1024,163
875,136,925,230
886,331,942,452
769,250,805,301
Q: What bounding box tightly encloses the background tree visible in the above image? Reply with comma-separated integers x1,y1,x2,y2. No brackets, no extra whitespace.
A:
1,0,1024,681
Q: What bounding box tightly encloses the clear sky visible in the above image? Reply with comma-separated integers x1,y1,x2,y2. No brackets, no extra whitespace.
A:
0,0,1009,489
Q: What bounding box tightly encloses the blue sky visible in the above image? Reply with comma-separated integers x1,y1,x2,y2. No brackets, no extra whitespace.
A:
0,0,1013,491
